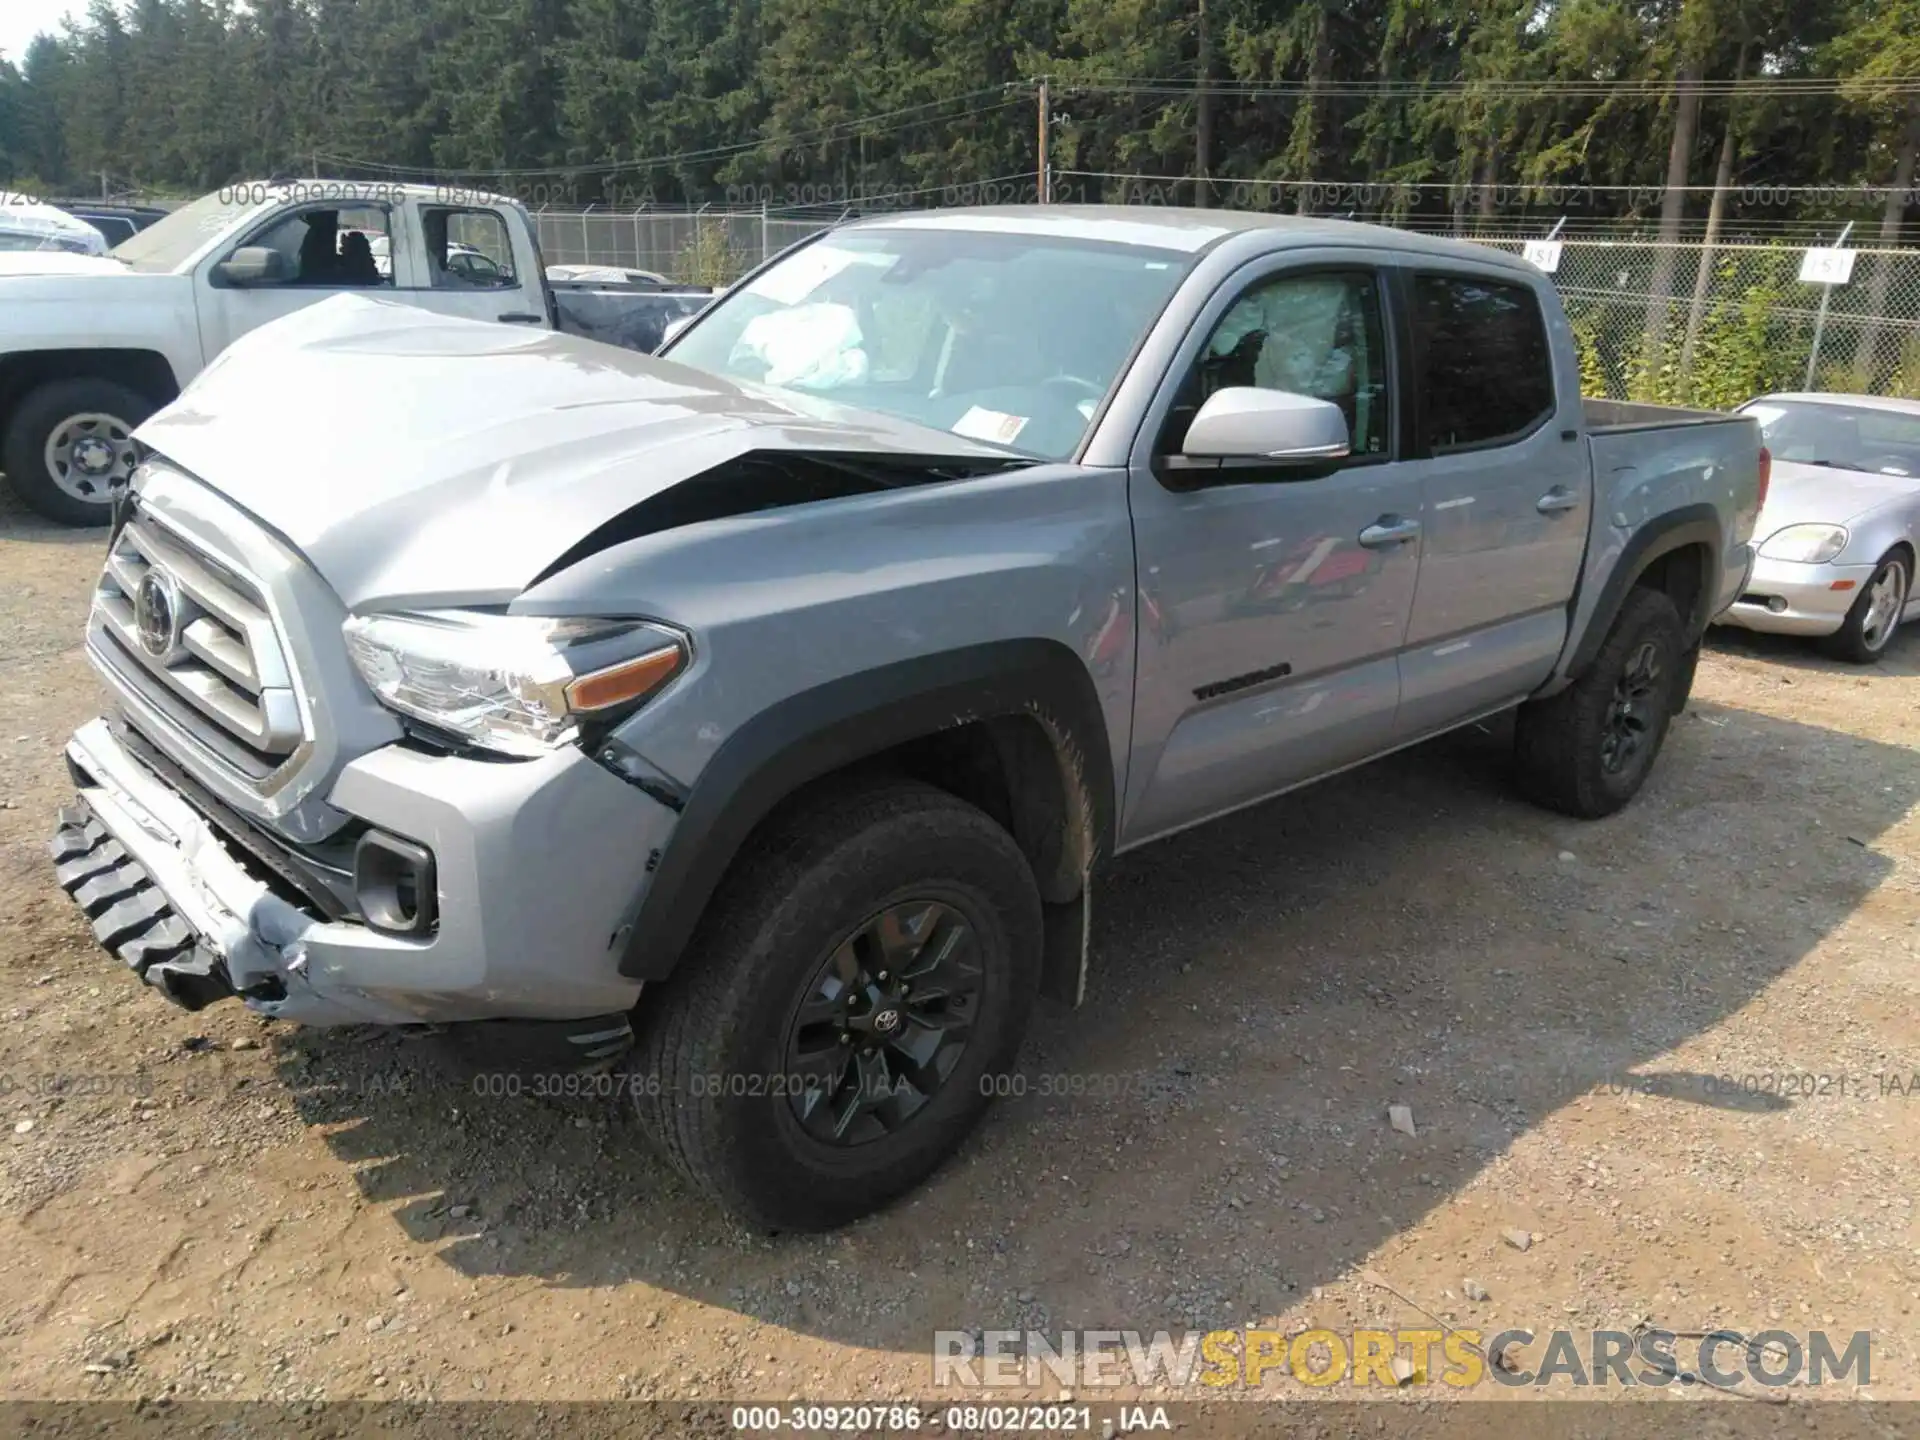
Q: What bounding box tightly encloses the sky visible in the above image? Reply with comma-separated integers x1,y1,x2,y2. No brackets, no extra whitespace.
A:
1,0,83,70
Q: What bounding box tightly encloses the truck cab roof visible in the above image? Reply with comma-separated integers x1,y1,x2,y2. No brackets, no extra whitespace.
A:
841,204,1539,273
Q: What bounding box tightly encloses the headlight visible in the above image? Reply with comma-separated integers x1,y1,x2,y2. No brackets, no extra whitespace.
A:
343,610,686,756
1758,523,1849,564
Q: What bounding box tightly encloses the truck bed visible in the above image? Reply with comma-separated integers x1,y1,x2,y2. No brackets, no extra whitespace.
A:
1566,398,1763,662
551,284,714,356
1584,397,1760,492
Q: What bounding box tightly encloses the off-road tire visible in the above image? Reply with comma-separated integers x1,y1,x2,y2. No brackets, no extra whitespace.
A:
1513,587,1686,819
630,777,1043,1231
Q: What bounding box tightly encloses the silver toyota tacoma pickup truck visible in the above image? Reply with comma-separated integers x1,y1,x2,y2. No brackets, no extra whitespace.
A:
49,207,1763,1229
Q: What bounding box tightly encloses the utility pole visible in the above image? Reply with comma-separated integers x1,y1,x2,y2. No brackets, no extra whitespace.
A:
1036,78,1051,204
1195,0,1211,207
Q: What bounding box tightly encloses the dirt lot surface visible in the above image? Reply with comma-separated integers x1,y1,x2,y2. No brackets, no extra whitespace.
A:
4,482,1920,1422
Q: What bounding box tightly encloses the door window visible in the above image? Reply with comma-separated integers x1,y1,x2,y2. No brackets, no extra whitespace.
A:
1163,270,1391,458
420,207,518,290
1410,274,1553,451
238,205,392,288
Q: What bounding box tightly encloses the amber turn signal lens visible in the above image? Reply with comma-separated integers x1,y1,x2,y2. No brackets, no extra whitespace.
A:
1831,579,1857,591
565,644,684,712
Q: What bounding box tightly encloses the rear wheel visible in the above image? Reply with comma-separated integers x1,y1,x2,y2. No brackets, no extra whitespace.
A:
631,778,1042,1230
2,378,155,526
1513,587,1686,819
1822,549,1908,664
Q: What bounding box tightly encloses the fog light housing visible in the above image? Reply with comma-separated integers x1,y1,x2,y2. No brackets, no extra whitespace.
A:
354,830,438,936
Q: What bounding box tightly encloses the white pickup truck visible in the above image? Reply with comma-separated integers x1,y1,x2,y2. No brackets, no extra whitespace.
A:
0,181,712,524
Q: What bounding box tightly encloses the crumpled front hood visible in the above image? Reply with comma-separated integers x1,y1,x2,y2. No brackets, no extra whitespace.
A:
1757,458,1920,535
136,295,1013,610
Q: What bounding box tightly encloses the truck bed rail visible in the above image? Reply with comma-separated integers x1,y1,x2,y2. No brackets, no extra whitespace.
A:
1583,397,1743,433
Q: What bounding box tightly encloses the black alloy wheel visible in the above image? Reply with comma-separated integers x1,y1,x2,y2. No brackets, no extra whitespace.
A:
1599,639,1663,776
783,898,982,1146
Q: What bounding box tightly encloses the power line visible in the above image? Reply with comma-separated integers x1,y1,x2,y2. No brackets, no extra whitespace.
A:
316,89,1026,182
741,171,1053,219
1059,169,1920,198
301,71,1920,187
1058,76,1920,98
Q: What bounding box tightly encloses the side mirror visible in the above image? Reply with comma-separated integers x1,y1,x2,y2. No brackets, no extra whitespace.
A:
659,315,695,349
212,246,291,287
1182,387,1351,463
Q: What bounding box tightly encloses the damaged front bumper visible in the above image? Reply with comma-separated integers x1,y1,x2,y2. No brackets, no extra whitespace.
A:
52,722,323,1014
52,715,670,1031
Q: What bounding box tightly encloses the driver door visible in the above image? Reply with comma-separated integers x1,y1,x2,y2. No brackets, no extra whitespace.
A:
1121,254,1425,846
195,203,393,356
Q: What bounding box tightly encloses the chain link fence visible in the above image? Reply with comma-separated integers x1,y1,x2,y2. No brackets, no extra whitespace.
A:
532,207,824,283
532,203,1920,404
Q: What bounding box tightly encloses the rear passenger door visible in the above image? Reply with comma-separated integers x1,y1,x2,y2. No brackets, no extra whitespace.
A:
1393,266,1590,738
394,202,548,326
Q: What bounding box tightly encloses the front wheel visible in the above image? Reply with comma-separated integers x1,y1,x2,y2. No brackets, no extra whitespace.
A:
1513,587,1686,819
631,778,1043,1230
1,378,156,526
1823,550,1909,664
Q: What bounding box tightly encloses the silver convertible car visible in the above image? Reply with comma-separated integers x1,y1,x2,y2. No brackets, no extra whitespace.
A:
1715,393,1920,662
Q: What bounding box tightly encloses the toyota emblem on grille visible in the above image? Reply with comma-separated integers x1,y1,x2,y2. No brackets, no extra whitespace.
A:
134,569,182,659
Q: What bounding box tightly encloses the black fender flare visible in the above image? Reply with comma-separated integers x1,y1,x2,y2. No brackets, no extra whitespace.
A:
615,639,1116,982
1563,504,1723,680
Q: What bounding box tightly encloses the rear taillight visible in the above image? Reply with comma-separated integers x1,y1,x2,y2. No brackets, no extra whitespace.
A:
1757,445,1771,510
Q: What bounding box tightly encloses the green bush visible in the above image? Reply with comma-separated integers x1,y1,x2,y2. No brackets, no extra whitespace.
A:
1569,312,1612,398
675,219,747,288
1569,248,1809,408
1889,331,1920,402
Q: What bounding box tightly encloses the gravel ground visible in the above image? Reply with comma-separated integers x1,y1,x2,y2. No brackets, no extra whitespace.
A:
4,481,1920,1415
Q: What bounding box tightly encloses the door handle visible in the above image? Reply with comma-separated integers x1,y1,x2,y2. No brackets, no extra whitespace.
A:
497,312,545,324
1358,516,1422,548
1536,487,1581,514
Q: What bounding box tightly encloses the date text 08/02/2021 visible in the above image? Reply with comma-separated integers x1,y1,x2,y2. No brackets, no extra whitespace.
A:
1598,1071,1920,1100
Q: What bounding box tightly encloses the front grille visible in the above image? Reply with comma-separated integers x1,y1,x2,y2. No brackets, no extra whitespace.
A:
91,513,304,781
112,714,355,920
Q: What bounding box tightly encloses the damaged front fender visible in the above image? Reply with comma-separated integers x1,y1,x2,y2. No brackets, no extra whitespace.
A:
611,638,1115,986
